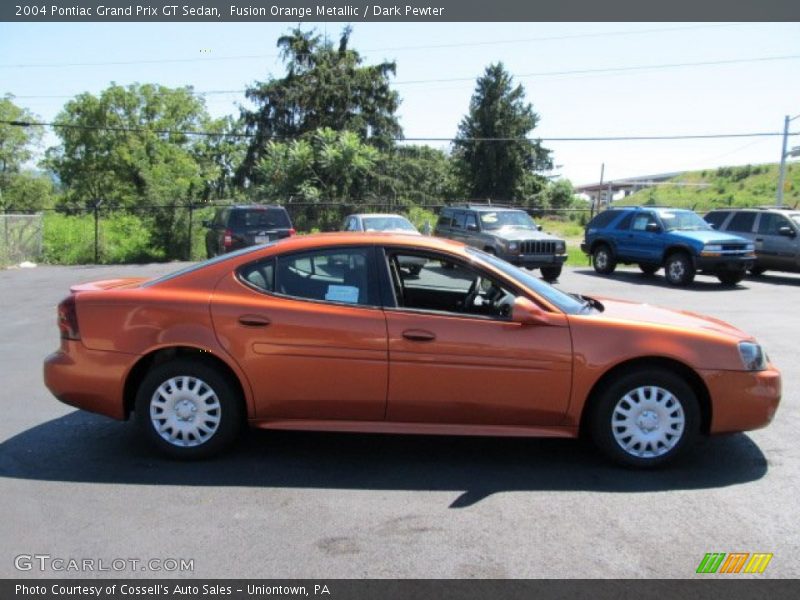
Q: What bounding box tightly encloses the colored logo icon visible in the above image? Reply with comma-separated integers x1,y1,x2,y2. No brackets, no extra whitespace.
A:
696,553,773,574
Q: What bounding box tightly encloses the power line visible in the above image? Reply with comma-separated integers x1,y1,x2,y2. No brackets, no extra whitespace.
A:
2,119,798,142
0,23,746,69
9,52,798,101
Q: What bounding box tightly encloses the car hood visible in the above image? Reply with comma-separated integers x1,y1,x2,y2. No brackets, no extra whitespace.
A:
668,229,749,245
591,296,751,340
492,227,561,241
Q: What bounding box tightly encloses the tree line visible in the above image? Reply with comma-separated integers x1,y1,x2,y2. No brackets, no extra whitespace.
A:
0,27,579,260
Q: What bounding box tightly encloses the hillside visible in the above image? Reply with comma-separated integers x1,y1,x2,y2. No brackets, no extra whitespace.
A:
618,162,800,210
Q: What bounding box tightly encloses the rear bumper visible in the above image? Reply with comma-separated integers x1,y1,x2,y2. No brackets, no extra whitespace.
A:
44,341,135,420
702,367,781,434
695,255,754,272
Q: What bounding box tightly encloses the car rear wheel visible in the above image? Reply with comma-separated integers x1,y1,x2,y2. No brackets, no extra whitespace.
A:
589,368,699,468
664,252,695,286
639,263,659,275
717,271,745,286
592,244,616,275
135,358,242,459
540,266,562,282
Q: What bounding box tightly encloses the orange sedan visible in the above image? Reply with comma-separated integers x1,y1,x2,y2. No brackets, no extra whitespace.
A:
44,233,781,467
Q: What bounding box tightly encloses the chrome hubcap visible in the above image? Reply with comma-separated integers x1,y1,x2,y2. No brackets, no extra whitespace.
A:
150,376,221,447
668,260,685,281
611,386,685,458
595,251,608,269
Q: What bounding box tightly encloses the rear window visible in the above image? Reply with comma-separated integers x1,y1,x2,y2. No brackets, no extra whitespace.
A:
704,211,730,230
586,210,618,229
230,208,291,230
727,212,756,233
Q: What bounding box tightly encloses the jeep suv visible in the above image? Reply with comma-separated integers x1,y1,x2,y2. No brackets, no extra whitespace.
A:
204,205,295,258
434,205,567,281
704,207,800,276
581,206,755,286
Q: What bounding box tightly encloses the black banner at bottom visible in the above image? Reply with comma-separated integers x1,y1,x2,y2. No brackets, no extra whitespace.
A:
3,580,799,600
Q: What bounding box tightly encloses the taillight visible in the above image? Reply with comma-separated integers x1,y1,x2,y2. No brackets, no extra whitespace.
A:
57,294,80,340
223,229,233,249
288,228,296,236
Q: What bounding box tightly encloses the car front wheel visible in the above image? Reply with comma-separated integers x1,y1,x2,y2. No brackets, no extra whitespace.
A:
541,266,562,282
592,244,616,275
135,358,242,459
589,368,700,468
664,252,695,286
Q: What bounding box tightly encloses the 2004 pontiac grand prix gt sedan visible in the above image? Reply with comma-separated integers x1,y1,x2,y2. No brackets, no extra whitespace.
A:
44,233,781,467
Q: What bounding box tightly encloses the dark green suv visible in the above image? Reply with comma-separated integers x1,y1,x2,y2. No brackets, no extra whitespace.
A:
434,205,567,281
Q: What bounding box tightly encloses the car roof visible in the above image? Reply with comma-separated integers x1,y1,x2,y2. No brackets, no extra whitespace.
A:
348,213,413,219
227,204,287,211
270,231,461,251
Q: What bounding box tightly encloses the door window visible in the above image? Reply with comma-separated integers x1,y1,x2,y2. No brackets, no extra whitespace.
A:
727,212,756,233
757,213,791,235
387,251,516,319
452,212,467,229
631,213,657,231
274,248,375,306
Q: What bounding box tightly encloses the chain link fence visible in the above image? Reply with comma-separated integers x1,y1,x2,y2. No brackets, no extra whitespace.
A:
3,202,594,266
0,213,43,267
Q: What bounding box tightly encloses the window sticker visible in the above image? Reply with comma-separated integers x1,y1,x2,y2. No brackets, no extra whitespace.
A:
481,213,498,223
325,285,360,303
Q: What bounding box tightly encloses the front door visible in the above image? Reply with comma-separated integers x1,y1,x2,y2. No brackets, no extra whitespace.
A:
382,249,572,426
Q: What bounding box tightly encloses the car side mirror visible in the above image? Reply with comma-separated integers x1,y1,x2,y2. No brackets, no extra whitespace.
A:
511,297,550,326
778,226,796,238
466,224,478,232
645,222,661,233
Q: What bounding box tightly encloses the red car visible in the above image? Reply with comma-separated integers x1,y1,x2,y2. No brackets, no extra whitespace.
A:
44,233,781,467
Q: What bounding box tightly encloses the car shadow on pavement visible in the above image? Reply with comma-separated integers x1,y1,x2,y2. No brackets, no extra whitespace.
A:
569,268,754,291
0,411,768,509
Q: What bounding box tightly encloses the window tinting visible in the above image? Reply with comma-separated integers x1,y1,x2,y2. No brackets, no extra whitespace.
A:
239,259,275,292
615,213,634,230
436,212,453,228
452,212,467,229
276,248,373,306
587,211,618,229
727,212,756,233
465,213,478,230
230,208,291,230
757,213,792,235
704,211,729,230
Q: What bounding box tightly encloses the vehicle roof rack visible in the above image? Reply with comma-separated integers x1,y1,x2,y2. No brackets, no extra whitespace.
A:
448,201,518,209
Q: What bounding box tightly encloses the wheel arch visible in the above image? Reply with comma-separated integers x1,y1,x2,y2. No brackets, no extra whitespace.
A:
662,244,696,266
589,238,615,255
123,346,250,421
578,356,712,437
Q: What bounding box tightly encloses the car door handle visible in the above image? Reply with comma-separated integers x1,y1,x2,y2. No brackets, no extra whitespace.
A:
402,329,436,342
238,315,271,327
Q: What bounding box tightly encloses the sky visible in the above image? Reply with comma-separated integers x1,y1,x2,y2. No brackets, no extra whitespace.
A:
1,21,799,185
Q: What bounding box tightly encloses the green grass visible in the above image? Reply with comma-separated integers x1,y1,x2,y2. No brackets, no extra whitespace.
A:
620,162,800,210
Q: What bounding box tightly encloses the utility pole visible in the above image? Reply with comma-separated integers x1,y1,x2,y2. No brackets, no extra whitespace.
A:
776,115,790,207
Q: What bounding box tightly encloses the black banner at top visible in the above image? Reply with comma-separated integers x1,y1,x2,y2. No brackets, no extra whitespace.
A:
3,0,800,22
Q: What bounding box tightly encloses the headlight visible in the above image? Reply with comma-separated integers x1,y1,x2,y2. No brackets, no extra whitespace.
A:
738,342,767,371
507,242,519,252
704,244,723,252
555,241,566,254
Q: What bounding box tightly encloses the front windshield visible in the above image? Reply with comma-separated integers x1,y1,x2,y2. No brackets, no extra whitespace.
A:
479,210,537,231
362,216,417,232
466,247,589,314
657,210,711,231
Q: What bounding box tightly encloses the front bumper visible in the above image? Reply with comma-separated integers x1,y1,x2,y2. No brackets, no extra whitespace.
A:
44,340,136,420
505,253,568,269
696,254,754,272
702,367,781,434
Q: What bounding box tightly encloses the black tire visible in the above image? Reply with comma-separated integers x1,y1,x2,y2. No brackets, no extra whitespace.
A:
639,263,659,275
592,244,617,275
717,270,745,286
749,266,767,276
541,266,562,282
588,368,700,468
135,358,243,459
664,252,695,286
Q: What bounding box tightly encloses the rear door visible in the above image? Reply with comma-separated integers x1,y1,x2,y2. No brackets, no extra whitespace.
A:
210,245,388,421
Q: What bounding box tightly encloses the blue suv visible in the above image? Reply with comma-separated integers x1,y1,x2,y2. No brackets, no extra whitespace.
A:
581,207,755,286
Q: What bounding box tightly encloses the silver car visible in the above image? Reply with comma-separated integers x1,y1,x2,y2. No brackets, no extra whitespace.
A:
342,213,427,275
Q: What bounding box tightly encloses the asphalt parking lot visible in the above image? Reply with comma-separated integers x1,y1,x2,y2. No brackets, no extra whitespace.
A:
0,262,798,578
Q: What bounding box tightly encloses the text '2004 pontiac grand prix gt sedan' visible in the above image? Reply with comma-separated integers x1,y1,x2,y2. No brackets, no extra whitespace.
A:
44,233,781,467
